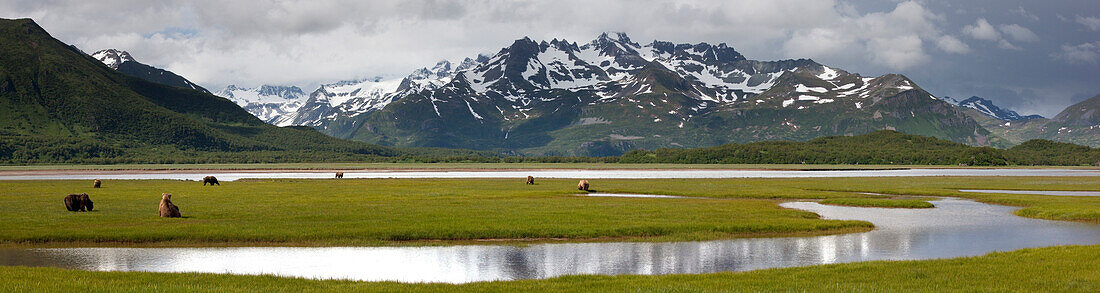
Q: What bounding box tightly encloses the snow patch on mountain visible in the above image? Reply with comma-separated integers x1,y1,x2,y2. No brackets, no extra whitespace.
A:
217,85,307,126
91,49,134,69
956,96,1044,121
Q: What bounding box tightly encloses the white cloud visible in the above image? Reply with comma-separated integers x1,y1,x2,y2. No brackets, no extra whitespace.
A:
963,18,1001,41
935,35,970,54
1076,16,1100,31
867,35,927,69
1010,6,1039,22
997,39,1022,51
1052,41,1100,64
781,1,945,70
963,19,1037,50
998,24,1038,42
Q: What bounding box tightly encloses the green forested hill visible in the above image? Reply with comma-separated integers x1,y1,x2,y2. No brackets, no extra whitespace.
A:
0,18,483,164
618,130,1100,166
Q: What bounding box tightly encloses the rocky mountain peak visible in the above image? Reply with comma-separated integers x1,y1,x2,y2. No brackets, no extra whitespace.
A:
957,96,1042,121
91,48,135,69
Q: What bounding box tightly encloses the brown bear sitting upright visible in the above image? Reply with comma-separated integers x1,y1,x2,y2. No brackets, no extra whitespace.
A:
93,179,101,188
64,193,93,212
202,176,219,186
526,176,535,185
577,180,590,191
158,193,181,218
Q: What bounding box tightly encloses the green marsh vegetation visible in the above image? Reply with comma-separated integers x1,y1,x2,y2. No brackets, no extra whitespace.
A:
820,198,935,208
1,245,1096,292
1,176,1097,247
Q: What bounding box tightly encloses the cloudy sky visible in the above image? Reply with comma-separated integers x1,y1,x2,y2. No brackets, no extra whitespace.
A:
2,0,1098,116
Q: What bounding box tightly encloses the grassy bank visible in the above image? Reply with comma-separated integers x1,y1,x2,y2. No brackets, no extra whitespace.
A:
0,179,870,247
0,162,928,171
1,245,1096,292
1,176,1097,247
820,198,935,208
3,162,1099,171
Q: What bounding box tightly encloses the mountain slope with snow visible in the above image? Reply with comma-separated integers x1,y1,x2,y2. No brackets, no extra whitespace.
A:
955,96,1043,121
91,49,209,94
216,85,306,125
265,32,1001,155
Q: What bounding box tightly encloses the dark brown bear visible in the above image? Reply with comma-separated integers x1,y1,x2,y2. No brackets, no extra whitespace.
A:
159,193,181,218
526,176,535,185
202,176,219,186
64,193,93,212
336,172,344,179
93,179,101,188
577,180,590,191
81,193,93,211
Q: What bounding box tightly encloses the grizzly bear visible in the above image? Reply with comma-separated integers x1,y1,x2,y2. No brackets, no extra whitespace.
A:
64,193,93,212
81,193,93,211
577,180,589,191
202,176,219,186
526,176,535,185
336,172,344,179
93,179,101,188
159,193,181,218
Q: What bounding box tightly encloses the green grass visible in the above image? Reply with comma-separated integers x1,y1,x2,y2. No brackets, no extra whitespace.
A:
2,176,1098,247
1,245,1096,292
0,179,870,246
3,162,1099,171
820,198,935,208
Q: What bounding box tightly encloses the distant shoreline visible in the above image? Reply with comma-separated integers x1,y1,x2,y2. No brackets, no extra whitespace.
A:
0,163,1097,177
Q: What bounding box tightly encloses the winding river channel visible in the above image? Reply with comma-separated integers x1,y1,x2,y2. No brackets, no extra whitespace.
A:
1,197,1097,283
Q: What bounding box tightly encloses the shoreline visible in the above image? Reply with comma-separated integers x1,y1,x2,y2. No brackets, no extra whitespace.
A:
2,163,1098,173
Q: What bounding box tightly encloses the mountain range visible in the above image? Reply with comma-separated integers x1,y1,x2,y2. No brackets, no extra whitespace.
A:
0,18,488,164
88,32,1099,156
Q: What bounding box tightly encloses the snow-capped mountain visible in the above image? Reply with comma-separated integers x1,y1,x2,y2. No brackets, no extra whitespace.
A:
91,49,209,93
955,96,1043,121
216,85,307,125
250,32,996,155
91,49,135,69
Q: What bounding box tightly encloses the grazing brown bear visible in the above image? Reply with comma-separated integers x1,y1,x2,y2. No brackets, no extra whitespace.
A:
93,179,101,188
159,193,181,218
63,193,93,212
336,172,344,179
202,176,219,186
577,180,590,191
526,176,535,185
81,193,93,211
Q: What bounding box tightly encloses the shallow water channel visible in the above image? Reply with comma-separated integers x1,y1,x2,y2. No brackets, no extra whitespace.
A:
1,197,1097,283
1,168,1098,181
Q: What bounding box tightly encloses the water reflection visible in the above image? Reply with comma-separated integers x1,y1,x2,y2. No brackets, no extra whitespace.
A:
1,169,1098,181
0,198,1097,283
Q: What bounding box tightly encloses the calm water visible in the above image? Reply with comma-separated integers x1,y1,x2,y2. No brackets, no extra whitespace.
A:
1,169,1098,181
960,189,1100,197
1,198,1097,283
